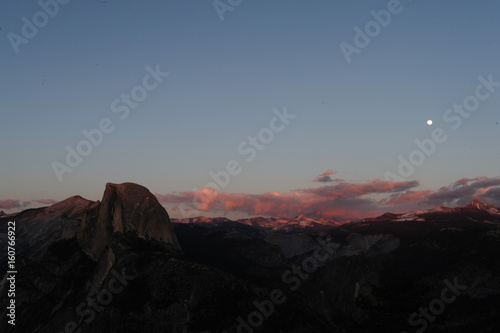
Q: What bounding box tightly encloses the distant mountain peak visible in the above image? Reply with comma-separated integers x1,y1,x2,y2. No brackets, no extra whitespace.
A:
171,214,343,231
294,214,315,222
468,199,493,210
45,195,95,218
368,212,402,221
435,206,453,212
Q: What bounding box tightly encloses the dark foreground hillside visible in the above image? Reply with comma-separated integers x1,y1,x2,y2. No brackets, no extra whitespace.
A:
1,183,500,332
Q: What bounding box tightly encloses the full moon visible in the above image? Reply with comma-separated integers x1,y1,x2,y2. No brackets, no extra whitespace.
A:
427,120,433,125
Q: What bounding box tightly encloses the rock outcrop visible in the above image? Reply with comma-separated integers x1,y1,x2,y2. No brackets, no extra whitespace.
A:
78,182,181,260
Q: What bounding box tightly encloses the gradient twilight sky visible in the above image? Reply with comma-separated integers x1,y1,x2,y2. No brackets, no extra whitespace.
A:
1,0,499,219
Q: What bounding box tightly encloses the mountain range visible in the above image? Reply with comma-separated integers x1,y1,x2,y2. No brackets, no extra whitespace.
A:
1,183,500,332
172,199,500,231
172,214,344,232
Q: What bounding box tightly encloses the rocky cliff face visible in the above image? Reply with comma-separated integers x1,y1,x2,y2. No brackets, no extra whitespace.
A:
78,182,181,260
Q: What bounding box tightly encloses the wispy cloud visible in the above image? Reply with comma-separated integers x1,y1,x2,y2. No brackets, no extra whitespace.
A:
384,190,433,206
312,170,338,183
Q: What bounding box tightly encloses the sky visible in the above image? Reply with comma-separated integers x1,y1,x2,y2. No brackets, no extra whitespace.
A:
1,0,499,220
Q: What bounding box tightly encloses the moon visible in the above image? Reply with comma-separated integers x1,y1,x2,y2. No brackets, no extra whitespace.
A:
427,120,433,125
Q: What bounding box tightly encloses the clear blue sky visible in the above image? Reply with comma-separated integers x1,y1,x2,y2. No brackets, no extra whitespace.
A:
1,0,499,219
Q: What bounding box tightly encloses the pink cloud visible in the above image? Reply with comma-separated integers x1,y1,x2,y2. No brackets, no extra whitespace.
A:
0,200,21,210
157,176,500,220
156,179,420,220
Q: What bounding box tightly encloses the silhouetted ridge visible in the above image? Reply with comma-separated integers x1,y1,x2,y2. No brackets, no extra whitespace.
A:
361,199,500,222
45,195,96,218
